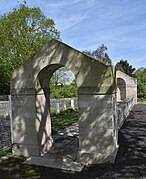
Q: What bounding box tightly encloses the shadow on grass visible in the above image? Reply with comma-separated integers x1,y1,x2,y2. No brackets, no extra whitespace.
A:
0,156,113,179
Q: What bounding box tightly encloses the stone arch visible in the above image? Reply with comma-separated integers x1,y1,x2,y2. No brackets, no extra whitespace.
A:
116,70,137,104
117,78,126,101
11,39,118,165
36,63,77,154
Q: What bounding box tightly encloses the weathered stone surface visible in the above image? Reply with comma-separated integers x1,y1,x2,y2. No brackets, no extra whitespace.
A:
24,123,82,171
117,98,134,128
11,39,117,164
116,70,137,104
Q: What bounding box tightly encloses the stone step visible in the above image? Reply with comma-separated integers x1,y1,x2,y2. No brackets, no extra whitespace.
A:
24,156,83,172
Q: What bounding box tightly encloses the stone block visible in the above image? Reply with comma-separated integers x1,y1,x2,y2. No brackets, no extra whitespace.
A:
79,128,114,151
79,146,116,165
12,143,40,157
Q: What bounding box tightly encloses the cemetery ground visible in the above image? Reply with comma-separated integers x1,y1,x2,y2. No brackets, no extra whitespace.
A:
50,107,78,135
0,103,146,178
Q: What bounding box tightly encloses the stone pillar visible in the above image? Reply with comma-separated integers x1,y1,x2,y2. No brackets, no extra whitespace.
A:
35,87,53,156
11,88,40,157
11,87,53,157
78,89,118,165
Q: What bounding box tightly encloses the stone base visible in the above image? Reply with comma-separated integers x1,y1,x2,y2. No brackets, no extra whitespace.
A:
24,156,83,172
12,144,40,157
78,146,119,165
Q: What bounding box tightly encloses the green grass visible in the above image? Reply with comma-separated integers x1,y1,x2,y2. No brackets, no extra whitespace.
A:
50,106,66,113
51,108,78,135
0,148,11,157
138,98,146,103
0,108,5,117
0,108,9,118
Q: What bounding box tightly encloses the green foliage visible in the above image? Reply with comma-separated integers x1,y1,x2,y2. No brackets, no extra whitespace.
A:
135,68,146,100
0,95,8,101
51,108,78,135
50,81,77,99
115,59,136,77
0,2,60,94
83,44,112,65
50,67,75,89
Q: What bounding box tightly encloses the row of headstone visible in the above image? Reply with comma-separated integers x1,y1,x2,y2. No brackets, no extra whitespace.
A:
55,98,75,114
0,101,10,118
0,97,77,116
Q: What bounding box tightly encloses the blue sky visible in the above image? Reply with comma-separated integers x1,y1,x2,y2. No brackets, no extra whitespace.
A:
0,0,146,69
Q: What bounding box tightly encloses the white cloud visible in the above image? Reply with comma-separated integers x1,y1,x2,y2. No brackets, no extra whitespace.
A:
56,14,88,31
46,0,83,8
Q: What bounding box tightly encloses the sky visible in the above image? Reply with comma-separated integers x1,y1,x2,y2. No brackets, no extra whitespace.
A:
0,0,146,69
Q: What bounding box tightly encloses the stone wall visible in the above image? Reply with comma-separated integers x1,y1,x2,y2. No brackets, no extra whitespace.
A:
50,98,78,108
0,117,11,149
116,70,137,104
117,98,134,129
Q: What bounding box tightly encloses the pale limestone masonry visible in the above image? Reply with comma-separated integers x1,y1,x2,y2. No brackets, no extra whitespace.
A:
10,39,136,165
116,70,137,104
117,98,134,129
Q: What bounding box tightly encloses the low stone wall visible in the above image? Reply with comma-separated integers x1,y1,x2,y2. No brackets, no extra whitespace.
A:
0,117,11,149
117,98,134,128
50,98,78,108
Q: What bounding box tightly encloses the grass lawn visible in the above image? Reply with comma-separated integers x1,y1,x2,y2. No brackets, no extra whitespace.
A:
0,148,11,157
0,156,98,179
0,108,5,117
51,108,78,135
0,156,68,179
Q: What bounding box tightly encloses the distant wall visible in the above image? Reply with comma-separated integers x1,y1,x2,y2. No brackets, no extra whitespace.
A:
50,98,78,109
116,70,137,104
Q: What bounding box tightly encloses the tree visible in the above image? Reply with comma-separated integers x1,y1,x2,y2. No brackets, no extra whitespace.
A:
50,80,77,99
83,44,112,65
135,67,146,100
50,67,76,98
50,67,75,90
0,1,60,94
115,59,136,77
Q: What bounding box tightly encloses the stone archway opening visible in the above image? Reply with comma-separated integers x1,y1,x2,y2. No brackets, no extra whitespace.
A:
117,78,126,101
11,39,118,165
38,64,79,163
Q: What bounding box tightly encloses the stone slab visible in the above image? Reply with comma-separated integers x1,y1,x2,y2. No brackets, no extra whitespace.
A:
24,156,83,172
